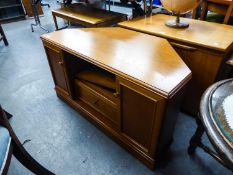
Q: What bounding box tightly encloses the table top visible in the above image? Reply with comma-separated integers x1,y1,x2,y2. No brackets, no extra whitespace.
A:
52,4,125,25
209,79,233,147
118,14,233,52
41,28,191,98
200,78,233,166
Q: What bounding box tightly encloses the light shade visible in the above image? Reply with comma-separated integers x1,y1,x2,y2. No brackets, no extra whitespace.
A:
161,0,200,14
160,0,201,28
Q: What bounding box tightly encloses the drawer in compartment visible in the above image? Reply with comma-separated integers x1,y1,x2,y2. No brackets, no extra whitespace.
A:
74,79,119,125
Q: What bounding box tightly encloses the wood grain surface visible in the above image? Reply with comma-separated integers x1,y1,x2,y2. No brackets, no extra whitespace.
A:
52,4,125,25
119,14,233,52
119,14,233,115
41,27,191,169
41,27,191,98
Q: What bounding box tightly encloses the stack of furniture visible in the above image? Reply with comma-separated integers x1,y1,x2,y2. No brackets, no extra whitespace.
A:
0,0,25,23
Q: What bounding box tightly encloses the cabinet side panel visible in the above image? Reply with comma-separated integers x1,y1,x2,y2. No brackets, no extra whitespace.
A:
45,47,68,92
175,47,223,115
121,85,156,150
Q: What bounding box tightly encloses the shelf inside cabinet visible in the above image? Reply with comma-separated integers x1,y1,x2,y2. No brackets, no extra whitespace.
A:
73,62,118,105
0,4,21,9
0,0,25,23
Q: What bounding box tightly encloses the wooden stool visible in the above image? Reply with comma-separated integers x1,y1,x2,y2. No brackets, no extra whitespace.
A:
0,25,8,46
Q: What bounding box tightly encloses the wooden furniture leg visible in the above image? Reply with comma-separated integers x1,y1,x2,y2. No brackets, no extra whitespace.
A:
52,12,59,30
3,110,13,119
200,0,208,20
0,25,9,46
192,8,198,19
192,0,202,19
224,1,233,24
199,0,233,24
188,119,232,170
188,115,205,154
187,79,233,171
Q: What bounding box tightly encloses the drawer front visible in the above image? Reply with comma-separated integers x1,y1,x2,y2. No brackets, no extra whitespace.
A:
75,80,118,125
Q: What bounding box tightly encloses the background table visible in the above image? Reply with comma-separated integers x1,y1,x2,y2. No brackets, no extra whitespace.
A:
52,3,126,30
119,14,233,116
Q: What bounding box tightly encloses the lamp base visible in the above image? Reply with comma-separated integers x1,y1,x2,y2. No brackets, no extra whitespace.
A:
165,19,189,29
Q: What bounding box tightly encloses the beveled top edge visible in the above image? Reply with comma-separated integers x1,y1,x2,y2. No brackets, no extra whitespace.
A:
119,14,233,52
41,28,191,98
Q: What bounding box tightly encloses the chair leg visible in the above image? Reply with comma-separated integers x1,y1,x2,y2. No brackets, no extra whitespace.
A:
0,25,9,46
12,141,55,175
192,0,202,19
200,1,208,21
223,2,233,24
192,8,198,19
188,114,205,155
0,106,55,175
1,144,13,175
3,110,13,119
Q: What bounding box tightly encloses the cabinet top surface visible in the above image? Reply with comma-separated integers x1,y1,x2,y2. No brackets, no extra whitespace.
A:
119,14,233,52
52,4,124,25
41,28,191,97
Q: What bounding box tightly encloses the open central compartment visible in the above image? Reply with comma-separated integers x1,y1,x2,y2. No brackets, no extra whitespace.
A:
63,51,119,127
75,65,117,100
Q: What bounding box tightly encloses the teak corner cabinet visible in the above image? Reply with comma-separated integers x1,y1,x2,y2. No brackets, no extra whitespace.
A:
41,28,191,169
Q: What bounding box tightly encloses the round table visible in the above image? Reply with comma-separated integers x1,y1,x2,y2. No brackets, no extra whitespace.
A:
188,78,233,171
